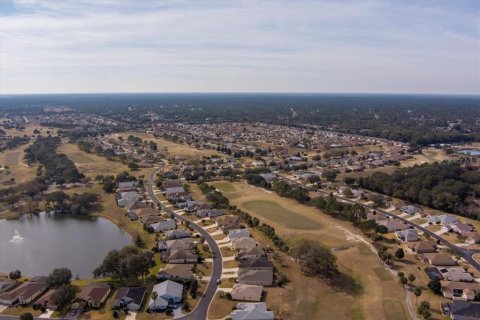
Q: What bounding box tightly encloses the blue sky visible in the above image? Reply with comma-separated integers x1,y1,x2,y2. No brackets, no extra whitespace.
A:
0,0,478,94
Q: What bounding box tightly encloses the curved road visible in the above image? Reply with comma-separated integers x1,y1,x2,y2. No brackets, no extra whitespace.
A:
279,174,480,272
147,169,222,320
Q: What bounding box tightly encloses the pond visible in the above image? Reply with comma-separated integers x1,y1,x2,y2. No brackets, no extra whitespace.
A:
0,212,131,279
457,149,480,156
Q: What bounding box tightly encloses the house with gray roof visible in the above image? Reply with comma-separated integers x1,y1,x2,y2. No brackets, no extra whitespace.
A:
113,287,146,311
399,205,422,215
238,269,273,286
148,280,183,312
395,229,420,242
228,229,251,241
428,214,458,226
150,219,177,232
229,302,274,320
165,229,191,240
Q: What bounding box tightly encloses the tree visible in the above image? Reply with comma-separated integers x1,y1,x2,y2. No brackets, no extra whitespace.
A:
134,234,146,248
322,169,337,181
190,280,198,298
128,162,140,171
414,287,422,306
417,301,432,320
5,194,20,208
47,268,72,288
395,248,405,259
400,276,408,286
408,273,416,283
291,240,338,277
9,269,21,280
20,313,34,320
51,284,76,310
94,246,155,284
427,279,442,295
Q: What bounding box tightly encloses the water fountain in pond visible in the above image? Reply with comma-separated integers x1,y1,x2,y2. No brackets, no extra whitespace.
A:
9,229,24,242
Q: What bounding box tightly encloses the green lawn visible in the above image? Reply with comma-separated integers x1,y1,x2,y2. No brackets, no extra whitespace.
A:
242,200,324,230
211,182,236,192
4,151,20,166
382,299,407,320
357,243,374,255
66,152,95,163
373,267,394,282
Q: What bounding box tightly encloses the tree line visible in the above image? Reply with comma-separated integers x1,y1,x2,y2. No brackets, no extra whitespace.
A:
356,161,479,219
24,136,84,184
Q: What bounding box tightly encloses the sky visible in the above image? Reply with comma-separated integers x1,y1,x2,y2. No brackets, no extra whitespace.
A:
0,0,479,94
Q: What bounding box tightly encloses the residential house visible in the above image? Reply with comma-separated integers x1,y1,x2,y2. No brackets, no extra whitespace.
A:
437,267,474,282
231,284,263,302
367,211,388,222
408,241,437,254
166,238,195,251
148,280,183,312
232,237,258,251
449,222,473,235
75,285,111,309
118,181,136,189
228,302,274,320
157,264,194,281
399,205,422,215
395,229,420,242
165,229,191,240
167,249,199,264
238,257,274,272
228,229,251,242
166,192,192,203
117,191,140,207
237,269,274,286
0,279,16,294
465,232,480,244
196,209,225,219
428,214,458,226
141,214,164,225
157,240,168,251
34,289,58,311
0,281,47,306
150,219,177,232
162,180,183,189
442,300,480,320
377,219,407,232
423,253,457,266
127,210,138,221
441,281,478,301
125,201,147,211
239,245,267,260
217,215,241,232
113,287,146,311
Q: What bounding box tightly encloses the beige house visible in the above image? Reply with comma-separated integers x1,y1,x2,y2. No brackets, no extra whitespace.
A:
231,284,263,302
423,253,456,266
441,281,478,301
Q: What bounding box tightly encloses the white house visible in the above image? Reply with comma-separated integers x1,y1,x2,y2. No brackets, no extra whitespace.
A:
148,280,183,312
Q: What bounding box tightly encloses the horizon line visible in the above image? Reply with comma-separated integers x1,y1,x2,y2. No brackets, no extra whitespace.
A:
1,91,479,97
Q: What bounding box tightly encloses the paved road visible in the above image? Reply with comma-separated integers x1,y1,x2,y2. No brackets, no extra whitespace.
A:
278,174,480,272
147,169,222,320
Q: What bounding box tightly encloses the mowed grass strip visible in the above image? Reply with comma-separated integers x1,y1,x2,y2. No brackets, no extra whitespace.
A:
66,152,94,163
373,267,394,282
242,200,323,230
382,299,407,320
211,181,236,192
357,243,375,255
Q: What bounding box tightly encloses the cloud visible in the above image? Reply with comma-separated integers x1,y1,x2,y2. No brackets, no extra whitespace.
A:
0,0,478,94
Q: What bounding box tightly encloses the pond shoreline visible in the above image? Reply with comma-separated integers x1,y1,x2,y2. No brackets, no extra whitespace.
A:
0,211,132,279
